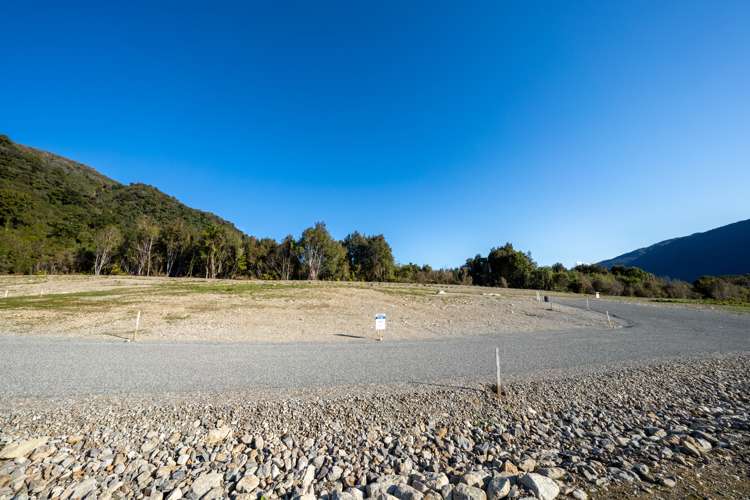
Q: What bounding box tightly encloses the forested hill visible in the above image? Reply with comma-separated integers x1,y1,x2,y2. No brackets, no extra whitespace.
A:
0,134,244,274
599,218,750,281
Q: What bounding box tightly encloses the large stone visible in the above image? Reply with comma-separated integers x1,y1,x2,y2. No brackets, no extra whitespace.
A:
461,472,484,488
422,472,449,491
301,465,316,494
346,487,365,500
329,465,344,482
205,427,232,445
519,473,559,500
486,477,511,500
366,476,405,497
452,483,486,500
192,472,222,497
518,458,536,473
571,489,587,500
71,478,98,499
391,484,424,500
0,437,49,459
166,488,183,500
538,467,565,480
500,461,518,474
141,439,159,454
331,491,356,500
236,474,259,493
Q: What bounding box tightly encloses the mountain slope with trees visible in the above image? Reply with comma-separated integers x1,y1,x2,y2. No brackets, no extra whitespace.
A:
0,134,244,275
0,135,401,282
598,219,750,281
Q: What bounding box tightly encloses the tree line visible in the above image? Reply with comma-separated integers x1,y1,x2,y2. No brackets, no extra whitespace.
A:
463,243,750,303
87,220,401,282
85,221,750,303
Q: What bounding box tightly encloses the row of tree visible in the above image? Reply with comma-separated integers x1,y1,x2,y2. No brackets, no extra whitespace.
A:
89,220,400,282
463,243,750,302
5,211,749,303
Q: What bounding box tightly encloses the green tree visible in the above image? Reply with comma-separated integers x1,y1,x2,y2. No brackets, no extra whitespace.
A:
344,232,396,282
200,224,227,279
133,216,160,276
300,222,347,280
159,219,190,276
487,243,536,288
93,225,122,275
271,235,299,280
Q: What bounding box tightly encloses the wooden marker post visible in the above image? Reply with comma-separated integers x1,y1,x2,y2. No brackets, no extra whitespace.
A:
133,310,141,341
606,311,613,329
586,297,590,310
495,347,502,398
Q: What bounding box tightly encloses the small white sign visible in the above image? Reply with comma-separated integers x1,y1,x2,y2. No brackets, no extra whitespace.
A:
375,313,387,331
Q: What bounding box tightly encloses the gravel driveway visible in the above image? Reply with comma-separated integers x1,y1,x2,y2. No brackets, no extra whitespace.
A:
1,298,748,398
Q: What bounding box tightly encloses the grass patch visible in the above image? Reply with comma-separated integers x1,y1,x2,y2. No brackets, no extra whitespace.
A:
163,312,190,323
648,297,750,313
0,288,144,312
376,286,437,298
150,281,313,297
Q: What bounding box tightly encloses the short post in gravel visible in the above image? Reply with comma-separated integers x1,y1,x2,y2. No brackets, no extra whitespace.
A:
606,311,613,329
495,347,502,398
133,310,141,342
586,297,590,310
375,313,386,341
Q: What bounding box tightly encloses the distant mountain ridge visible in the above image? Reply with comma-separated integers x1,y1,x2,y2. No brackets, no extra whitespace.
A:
599,219,750,282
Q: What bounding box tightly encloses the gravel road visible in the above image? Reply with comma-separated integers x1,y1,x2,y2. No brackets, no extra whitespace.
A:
1,299,748,397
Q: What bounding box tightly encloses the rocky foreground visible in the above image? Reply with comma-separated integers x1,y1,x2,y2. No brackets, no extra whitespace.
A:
1,355,749,500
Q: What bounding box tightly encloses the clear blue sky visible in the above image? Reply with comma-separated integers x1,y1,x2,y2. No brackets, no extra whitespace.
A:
2,1,748,268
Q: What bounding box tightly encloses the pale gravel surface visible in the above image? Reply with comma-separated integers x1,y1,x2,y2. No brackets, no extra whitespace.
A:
1,355,748,499
1,290,749,499
0,298,748,398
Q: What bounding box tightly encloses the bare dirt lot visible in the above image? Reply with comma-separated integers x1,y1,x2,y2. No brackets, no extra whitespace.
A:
0,275,611,342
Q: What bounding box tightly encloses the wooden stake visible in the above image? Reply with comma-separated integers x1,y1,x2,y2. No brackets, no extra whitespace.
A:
586,297,590,310
495,347,502,398
606,311,613,328
133,310,141,341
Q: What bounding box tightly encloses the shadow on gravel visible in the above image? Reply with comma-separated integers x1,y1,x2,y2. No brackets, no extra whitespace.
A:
409,381,487,394
332,333,370,340
98,331,133,342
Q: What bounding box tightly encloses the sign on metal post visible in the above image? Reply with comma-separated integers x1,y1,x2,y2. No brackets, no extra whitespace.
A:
375,313,386,341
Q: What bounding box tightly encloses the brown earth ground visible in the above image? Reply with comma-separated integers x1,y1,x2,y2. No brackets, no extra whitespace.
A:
0,275,612,343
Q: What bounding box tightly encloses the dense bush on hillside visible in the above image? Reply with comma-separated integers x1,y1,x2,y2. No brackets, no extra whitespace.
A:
2,134,748,303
